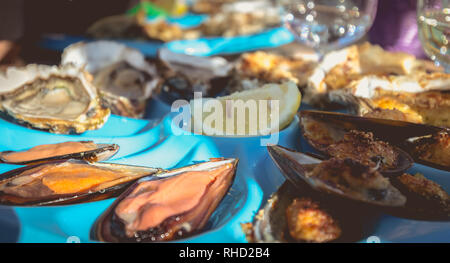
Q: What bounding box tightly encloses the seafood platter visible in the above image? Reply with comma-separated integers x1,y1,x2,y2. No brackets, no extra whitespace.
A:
0,36,449,243
40,0,294,57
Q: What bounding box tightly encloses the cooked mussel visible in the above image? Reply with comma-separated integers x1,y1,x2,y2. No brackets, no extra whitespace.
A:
390,173,450,221
0,141,119,165
0,159,160,206
299,110,450,171
299,110,413,175
267,145,407,207
242,181,380,243
92,158,238,242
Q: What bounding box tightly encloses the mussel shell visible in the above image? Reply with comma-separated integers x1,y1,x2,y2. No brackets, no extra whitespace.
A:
0,159,161,206
299,110,417,175
267,145,407,207
0,142,119,165
92,158,238,242
248,181,380,243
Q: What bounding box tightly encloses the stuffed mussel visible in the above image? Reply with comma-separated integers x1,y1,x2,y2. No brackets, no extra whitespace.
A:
61,41,160,118
267,145,450,221
0,64,110,134
267,145,407,207
299,110,413,175
0,159,160,206
300,110,450,171
0,141,119,165
92,158,238,242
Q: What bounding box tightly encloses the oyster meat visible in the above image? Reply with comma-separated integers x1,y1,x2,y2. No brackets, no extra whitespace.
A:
0,64,110,134
0,159,160,206
62,41,160,118
0,141,118,165
93,158,238,242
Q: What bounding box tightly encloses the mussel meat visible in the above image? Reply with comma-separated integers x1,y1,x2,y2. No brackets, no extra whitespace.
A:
92,158,238,242
299,110,413,175
0,159,160,206
0,141,119,165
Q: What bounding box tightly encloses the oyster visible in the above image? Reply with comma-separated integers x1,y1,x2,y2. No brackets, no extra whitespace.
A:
92,158,238,242
299,110,413,175
243,181,379,243
0,64,110,134
227,51,317,94
305,42,444,107
0,159,161,206
156,48,232,103
299,110,450,171
0,141,118,165
267,145,407,207
62,41,160,118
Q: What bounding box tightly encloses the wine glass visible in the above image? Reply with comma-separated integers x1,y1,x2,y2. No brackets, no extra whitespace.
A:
417,0,450,71
280,0,378,60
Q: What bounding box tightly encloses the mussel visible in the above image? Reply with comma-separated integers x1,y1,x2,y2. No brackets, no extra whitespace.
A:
0,159,161,206
299,110,413,175
299,110,450,171
267,145,407,207
0,141,119,165
92,158,238,242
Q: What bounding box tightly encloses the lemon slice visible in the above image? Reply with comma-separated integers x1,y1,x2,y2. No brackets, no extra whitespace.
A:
190,81,301,136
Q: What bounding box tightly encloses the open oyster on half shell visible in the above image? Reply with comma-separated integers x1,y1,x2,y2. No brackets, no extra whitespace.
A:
62,41,160,118
0,64,110,134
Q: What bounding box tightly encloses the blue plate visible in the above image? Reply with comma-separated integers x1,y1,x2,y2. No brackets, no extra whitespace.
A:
40,11,294,57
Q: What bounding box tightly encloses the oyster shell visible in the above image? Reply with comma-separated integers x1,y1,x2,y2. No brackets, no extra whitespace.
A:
61,41,160,118
0,64,110,134
0,141,118,165
0,159,161,206
92,158,238,242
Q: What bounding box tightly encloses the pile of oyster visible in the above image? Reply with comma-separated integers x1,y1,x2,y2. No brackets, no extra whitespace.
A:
0,140,238,242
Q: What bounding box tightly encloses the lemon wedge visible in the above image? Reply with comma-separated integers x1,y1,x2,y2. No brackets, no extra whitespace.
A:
190,81,301,136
